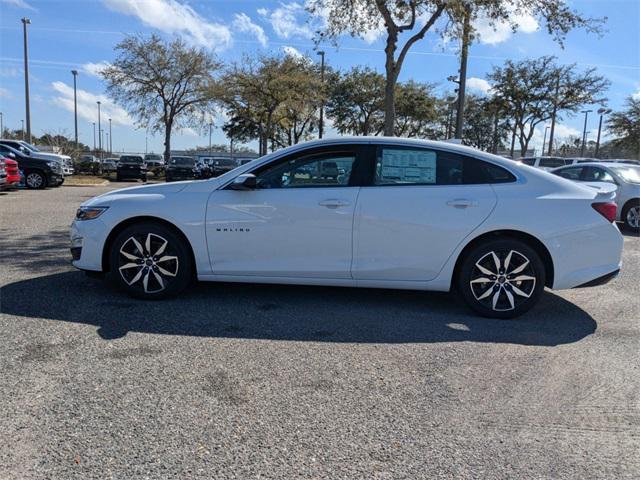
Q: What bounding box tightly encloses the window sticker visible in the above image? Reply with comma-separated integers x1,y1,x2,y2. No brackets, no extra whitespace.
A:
378,149,437,184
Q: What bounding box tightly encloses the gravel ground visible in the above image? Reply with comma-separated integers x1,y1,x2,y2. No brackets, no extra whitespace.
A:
0,184,639,479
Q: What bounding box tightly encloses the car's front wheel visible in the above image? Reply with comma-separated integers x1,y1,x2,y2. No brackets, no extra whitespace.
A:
622,200,640,232
25,170,47,189
457,239,546,319
108,222,193,299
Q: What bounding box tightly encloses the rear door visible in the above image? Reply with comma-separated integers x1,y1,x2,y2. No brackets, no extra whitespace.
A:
352,145,509,282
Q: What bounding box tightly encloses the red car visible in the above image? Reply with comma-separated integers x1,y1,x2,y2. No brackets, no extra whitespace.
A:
3,157,20,187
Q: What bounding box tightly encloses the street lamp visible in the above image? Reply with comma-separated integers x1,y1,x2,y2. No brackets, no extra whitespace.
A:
108,118,112,154
21,17,32,143
595,107,612,158
316,50,325,139
208,122,213,154
580,109,593,158
96,101,102,159
71,70,79,149
92,122,96,152
21,120,25,140
541,125,550,156
0,112,3,136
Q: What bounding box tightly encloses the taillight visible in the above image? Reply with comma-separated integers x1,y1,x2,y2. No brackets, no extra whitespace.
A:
592,202,617,223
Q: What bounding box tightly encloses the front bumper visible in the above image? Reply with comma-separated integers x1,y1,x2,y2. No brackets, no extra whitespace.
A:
70,218,109,272
575,269,620,288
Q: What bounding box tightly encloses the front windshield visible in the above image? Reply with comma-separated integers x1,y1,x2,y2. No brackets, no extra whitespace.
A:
170,157,195,166
610,166,640,184
21,142,39,152
119,156,143,163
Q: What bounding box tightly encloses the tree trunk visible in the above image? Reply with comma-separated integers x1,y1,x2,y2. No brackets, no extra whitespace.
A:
383,31,398,136
163,120,172,163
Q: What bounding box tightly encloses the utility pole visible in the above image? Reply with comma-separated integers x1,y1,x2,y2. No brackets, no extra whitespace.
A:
548,74,561,155
108,118,112,154
71,70,79,150
595,107,611,158
21,120,25,140
21,18,32,143
541,125,550,156
580,109,592,158
208,122,213,154
0,112,3,137
454,5,471,140
317,50,325,139
92,122,96,153
96,101,102,159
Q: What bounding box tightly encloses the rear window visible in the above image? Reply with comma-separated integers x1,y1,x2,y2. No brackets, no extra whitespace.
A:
120,156,143,163
520,158,536,166
539,158,567,168
610,166,640,184
374,147,516,186
170,157,196,166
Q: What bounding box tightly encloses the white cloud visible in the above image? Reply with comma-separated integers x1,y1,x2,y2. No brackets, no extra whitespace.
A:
282,45,304,59
51,81,133,127
1,0,36,11
466,77,492,95
553,124,581,139
82,61,111,78
0,87,11,99
632,87,640,101
102,0,232,50
260,2,312,39
0,67,20,77
233,13,268,47
473,10,539,45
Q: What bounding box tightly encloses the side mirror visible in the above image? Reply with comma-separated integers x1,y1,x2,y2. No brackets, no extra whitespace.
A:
230,173,257,190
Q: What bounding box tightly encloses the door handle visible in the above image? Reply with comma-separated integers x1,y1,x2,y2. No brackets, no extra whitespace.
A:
319,199,350,208
446,199,477,208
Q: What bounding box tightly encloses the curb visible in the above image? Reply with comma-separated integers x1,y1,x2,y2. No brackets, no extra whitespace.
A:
62,180,110,187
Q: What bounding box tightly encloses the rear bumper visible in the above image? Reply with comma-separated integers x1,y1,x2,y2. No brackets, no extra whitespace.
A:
575,269,620,288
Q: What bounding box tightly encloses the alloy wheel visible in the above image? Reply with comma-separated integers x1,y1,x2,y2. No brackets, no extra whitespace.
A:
118,233,179,293
627,206,640,229
26,173,43,188
470,250,537,312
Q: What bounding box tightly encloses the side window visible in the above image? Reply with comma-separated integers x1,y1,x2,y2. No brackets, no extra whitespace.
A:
539,158,567,168
556,167,583,180
255,151,356,189
374,147,515,186
521,158,536,166
583,167,615,183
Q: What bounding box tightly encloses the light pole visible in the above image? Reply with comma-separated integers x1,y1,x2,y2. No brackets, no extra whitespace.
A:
21,120,25,140
105,132,109,156
71,70,79,149
541,125,550,156
108,118,112,154
0,112,3,136
580,109,592,158
316,50,326,139
96,101,102,159
208,122,213,154
595,107,612,158
21,17,32,143
92,122,96,153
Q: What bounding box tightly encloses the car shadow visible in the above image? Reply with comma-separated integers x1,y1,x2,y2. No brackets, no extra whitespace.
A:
1,271,597,346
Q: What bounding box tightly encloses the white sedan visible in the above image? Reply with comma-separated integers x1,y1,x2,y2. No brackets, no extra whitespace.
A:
551,162,640,231
70,138,623,319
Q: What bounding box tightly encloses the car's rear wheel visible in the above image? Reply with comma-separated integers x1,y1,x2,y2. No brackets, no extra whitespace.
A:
25,170,47,189
108,222,193,299
622,200,640,232
457,239,546,319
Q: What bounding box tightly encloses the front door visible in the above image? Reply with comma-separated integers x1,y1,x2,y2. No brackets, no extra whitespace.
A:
205,146,363,278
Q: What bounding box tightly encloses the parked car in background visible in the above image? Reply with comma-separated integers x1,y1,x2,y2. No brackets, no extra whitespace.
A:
0,144,63,188
116,155,147,182
209,158,238,177
0,139,74,175
519,156,571,171
0,159,7,190
3,157,20,188
75,155,102,175
166,156,197,182
101,158,118,174
70,137,623,319
144,153,164,166
551,162,640,231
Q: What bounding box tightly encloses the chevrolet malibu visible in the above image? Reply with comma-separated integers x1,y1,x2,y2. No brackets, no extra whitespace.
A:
70,138,623,318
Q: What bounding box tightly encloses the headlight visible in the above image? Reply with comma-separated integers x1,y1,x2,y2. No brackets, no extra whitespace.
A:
75,206,109,221
47,161,59,168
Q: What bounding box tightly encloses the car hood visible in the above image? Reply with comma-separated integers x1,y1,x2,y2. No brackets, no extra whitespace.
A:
84,181,193,206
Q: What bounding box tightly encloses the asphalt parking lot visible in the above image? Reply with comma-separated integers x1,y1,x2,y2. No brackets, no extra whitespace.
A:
1,184,639,479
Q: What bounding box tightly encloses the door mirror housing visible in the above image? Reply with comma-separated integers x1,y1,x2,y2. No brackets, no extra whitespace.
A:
230,173,257,190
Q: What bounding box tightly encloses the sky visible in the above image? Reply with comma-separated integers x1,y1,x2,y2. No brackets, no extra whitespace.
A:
0,0,638,155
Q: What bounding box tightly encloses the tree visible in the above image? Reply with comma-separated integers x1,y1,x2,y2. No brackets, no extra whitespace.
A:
308,0,605,136
462,95,510,152
607,96,640,158
488,56,609,156
102,35,221,162
394,81,440,138
326,66,385,136
220,55,323,155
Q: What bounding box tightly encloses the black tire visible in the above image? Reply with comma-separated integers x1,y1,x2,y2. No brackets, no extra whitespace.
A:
108,222,193,300
457,238,546,319
24,170,47,189
621,199,640,232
